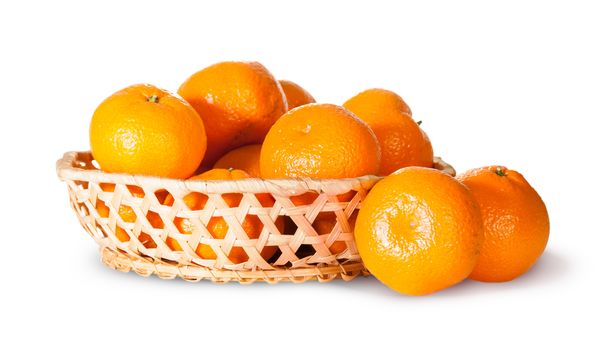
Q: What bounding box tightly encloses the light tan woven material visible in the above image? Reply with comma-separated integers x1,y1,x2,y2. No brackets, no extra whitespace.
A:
56,151,455,283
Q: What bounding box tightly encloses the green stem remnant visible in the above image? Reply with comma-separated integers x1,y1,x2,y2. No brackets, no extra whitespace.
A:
495,166,507,176
417,120,423,126
147,95,159,103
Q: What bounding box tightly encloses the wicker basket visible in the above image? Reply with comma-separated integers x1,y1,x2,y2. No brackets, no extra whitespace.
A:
56,151,455,284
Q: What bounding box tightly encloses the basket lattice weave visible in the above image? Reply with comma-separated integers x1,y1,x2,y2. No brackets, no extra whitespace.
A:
56,151,455,284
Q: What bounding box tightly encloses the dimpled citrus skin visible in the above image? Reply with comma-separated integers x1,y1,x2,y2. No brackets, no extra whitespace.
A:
178,61,287,166
355,167,484,296
260,103,381,179
458,166,550,282
164,169,283,263
279,80,316,110
90,84,206,179
213,144,262,178
343,89,433,175
343,88,412,116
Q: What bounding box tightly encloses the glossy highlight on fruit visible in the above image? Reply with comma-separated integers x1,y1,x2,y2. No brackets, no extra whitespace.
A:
355,167,483,295
344,88,412,116
458,166,550,282
279,79,316,110
260,103,381,179
178,61,287,166
344,88,433,175
213,144,262,178
90,84,206,179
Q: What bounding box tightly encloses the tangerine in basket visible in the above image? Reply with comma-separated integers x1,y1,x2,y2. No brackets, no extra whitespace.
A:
164,169,284,264
458,166,550,282
213,144,262,178
95,184,162,248
343,88,433,175
279,80,316,110
354,167,483,295
178,61,287,166
313,212,357,255
90,84,206,179
260,103,381,179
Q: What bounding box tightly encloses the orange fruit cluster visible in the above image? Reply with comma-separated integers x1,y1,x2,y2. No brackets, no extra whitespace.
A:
163,169,284,264
88,60,549,295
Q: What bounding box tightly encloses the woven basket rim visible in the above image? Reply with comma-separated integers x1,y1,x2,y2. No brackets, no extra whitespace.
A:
57,151,456,283
56,151,455,195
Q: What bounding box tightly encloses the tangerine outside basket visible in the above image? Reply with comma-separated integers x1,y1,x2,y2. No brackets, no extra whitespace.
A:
56,151,455,284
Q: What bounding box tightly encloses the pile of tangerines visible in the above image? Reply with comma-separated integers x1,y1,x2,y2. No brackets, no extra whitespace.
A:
89,61,549,295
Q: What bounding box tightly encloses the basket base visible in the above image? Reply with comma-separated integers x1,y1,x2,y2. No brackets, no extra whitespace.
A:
100,247,369,284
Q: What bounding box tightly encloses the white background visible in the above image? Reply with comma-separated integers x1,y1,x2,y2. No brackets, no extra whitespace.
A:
1,1,600,348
